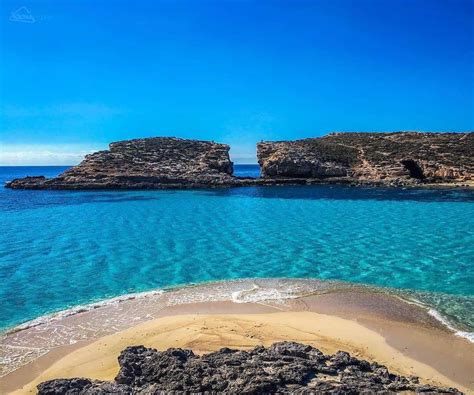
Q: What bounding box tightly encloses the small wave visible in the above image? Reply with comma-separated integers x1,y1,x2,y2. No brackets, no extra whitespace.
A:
393,291,474,344
427,308,474,343
8,289,164,334
8,279,473,344
2,278,473,379
231,284,303,303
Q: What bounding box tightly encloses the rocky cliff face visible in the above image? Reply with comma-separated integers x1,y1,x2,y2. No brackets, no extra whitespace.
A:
258,132,473,186
37,342,461,394
6,137,236,189
6,132,473,190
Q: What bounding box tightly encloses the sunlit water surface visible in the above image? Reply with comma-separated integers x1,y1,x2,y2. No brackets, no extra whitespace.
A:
0,166,473,335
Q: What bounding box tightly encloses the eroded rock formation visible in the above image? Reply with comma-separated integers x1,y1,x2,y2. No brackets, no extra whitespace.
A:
6,138,237,189
37,342,462,394
6,132,473,189
258,132,473,186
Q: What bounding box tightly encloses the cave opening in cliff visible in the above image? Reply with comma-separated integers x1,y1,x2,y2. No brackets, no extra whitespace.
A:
401,159,425,179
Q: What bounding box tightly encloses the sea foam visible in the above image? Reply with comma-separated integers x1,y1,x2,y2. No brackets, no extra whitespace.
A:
1,279,473,379
427,308,474,343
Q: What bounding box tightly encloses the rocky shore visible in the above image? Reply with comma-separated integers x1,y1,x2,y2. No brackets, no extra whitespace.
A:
5,132,473,189
37,342,462,394
257,132,473,186
5,138,238,189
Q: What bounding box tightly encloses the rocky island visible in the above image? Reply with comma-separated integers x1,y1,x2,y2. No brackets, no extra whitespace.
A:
5,138,238,189
257,132,473,186
5,132,473,189
37,342,461,394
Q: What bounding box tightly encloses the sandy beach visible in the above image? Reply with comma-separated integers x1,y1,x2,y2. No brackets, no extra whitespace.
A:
1,286,473,394
2,0,473,392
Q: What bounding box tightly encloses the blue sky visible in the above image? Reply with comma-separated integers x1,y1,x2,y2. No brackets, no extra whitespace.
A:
1,0,473,164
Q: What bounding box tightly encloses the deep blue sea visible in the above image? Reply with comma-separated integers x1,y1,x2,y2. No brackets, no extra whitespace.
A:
1,166,473,335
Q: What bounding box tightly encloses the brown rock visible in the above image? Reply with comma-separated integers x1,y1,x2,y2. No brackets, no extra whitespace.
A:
257,132,474,185
6,137,238,189
6,132,473,190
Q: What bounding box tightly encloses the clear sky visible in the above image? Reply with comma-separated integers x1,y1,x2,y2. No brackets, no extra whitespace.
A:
1,0,473,164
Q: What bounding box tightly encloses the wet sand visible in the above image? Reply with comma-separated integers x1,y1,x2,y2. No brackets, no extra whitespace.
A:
1,289,473,394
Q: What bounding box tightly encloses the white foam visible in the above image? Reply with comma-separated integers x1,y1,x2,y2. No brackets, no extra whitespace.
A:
427,308,474,343
9,281,474,346
9,289,164,334
231,284,301,304
389,293,474,344
3,279,473,379
4,279,339,336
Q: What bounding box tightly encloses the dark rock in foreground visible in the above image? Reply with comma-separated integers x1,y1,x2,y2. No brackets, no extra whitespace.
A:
37,341,462,394
258,132,473,186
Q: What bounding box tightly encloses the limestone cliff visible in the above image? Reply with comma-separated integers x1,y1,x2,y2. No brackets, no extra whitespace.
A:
258,132,473,186
5,132,473,189
6,137,236,189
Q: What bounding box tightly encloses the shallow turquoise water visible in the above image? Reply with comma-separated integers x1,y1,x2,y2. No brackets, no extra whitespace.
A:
1,166,473,331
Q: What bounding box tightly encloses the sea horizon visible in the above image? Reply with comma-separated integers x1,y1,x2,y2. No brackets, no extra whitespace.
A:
2,0,473,391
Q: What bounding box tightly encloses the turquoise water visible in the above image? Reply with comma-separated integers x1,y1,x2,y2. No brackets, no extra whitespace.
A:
1,166,473,332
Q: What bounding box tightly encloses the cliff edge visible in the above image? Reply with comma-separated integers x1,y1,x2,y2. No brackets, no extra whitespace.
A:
5,137,237,189
5,132,473,189
258,132,473,186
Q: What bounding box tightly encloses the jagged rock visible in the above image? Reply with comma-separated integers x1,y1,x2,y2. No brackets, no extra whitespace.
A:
37,342,463,394
36,378,130,394
6,132,473,189
257,132,474,185
5,137,238,190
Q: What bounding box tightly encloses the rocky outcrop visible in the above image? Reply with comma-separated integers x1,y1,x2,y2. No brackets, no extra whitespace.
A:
258,132,473,186
6,132,473,189
5,138,238,189
37,342,461,394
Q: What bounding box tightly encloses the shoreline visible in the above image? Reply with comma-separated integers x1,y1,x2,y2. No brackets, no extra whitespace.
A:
2,278,473,342
3,301,474,394
1,280,474,393
5,177,474,190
